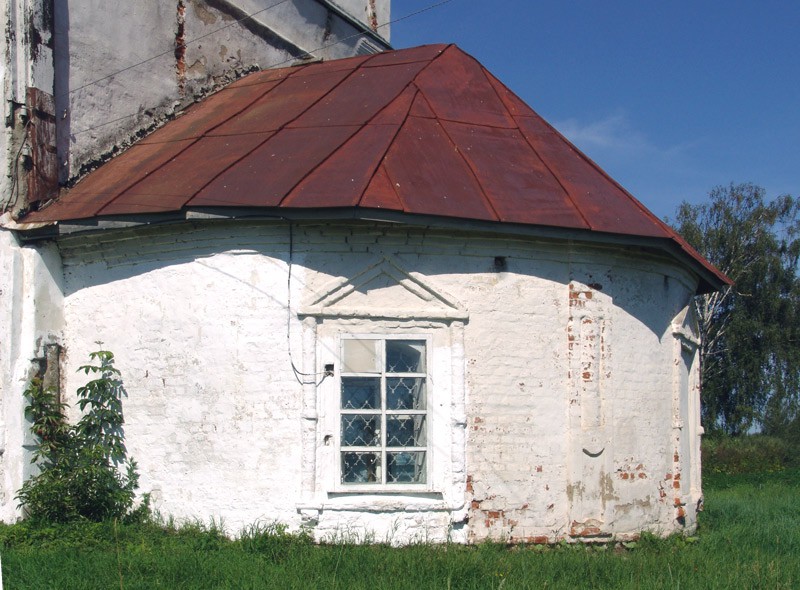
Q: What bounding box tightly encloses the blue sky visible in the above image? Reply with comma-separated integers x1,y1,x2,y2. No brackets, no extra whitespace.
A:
390,1,799,220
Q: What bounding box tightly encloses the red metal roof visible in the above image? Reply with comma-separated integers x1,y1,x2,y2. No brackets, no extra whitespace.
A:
22,44,729,288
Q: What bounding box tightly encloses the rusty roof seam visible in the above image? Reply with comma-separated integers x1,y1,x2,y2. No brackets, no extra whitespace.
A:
89,136,203,217
51,69,293,217
393,44,503,221
187,59,369,210
351,73,441,209
138,76,293,146
200,71,294,137
417,116,514,129
274,51,438,208
269,57,390,207
381,164,408,212
478,68,591,228
435,116,502,223
510,114,592,230
355,89,420,209
528,109,675,237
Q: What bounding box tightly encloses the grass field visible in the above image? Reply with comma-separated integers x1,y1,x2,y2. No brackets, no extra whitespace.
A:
1,469,798,589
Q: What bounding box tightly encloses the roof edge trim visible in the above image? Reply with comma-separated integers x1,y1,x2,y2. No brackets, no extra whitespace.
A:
12,207,728,293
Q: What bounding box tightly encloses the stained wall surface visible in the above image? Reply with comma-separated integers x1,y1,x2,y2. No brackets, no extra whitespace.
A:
0,221,703,543
57,0,390,184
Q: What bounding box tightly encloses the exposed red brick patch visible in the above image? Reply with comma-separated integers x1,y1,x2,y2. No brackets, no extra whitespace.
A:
569,518,609,538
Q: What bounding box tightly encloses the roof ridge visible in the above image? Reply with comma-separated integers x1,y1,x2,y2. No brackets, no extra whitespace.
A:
356,86,419,208
482,69,590,230
187,56,368,209
435,119,501,222
275,52,431,207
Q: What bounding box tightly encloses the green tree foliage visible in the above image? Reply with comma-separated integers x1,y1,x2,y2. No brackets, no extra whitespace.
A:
674,183,800,435
16,350,142,522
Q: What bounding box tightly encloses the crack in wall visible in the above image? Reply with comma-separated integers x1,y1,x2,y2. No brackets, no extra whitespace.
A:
175,0,187,96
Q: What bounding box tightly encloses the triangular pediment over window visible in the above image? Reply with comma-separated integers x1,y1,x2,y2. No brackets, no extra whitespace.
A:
299,257,468,321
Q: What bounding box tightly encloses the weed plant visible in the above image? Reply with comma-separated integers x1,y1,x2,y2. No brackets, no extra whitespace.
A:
16,351,141,522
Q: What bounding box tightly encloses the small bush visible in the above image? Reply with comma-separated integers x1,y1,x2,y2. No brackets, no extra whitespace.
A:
16,350,141,523
702,434,794,475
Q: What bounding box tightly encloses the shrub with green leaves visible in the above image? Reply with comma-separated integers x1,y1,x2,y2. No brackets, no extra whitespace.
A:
16,350,142,522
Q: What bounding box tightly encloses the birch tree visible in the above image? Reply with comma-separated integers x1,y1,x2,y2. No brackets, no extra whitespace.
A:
674,183,800,435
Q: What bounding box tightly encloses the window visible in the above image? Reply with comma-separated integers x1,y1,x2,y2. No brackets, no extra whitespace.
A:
339,337,428,486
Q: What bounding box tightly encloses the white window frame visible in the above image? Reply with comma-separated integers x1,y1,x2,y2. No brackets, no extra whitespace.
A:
334,333,432,493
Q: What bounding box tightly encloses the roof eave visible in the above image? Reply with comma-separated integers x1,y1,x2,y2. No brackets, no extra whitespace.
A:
11,207,728,294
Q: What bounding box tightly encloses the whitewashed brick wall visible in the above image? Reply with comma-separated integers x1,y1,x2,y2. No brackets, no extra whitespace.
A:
0,220,702,542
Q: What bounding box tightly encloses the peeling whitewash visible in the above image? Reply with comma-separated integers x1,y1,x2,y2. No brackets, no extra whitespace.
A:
0,221,703,543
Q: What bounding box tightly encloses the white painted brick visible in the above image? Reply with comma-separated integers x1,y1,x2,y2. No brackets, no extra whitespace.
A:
0,222,703,542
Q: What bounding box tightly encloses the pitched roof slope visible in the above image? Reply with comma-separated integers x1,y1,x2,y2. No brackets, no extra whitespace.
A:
24,44,728,287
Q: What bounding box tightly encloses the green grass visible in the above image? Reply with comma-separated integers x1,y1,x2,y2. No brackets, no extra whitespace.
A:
2,470,799,589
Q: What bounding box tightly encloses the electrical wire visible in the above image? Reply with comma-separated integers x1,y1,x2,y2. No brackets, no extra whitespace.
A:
286,220,330,385
70,0,455,136
2,118,31,213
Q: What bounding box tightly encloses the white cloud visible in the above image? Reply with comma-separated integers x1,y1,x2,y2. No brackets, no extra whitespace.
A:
550,111,710,218
554,111,649,152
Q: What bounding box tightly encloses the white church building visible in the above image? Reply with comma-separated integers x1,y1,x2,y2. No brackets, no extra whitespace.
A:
0,1,727,544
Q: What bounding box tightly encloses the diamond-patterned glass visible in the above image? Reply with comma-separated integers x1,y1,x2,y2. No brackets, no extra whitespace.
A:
386,340,426,373
340,337,429,487
341,414,380,446
342,377,380,409
386,377,426,410
387,415,426,447
342,452,381,483
387,451,426,484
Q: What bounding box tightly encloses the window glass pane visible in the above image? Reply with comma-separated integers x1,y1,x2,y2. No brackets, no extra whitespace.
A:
387,451,426,484
343,339,381,373
386,377,426,410
342,377,380,410
342,452,381,483
341,414,381,446
386,340,426,373
386,415,426,447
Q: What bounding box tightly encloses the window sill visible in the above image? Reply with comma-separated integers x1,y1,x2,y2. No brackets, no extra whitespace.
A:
328,489,442,499
297,491,451,514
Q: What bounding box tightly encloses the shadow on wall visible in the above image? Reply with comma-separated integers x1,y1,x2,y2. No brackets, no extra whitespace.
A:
52,219,691,339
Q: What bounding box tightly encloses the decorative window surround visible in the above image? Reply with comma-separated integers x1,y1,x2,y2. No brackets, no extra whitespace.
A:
295,257,468,520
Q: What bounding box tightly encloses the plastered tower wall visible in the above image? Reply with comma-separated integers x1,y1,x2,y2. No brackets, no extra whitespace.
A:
7,221,703,542
1,0,391,211
59,0,391,184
